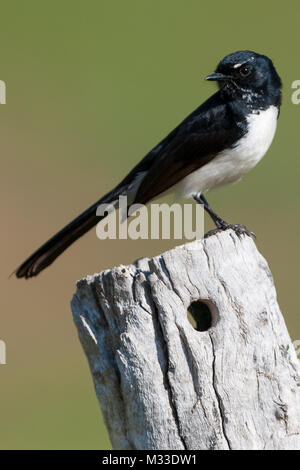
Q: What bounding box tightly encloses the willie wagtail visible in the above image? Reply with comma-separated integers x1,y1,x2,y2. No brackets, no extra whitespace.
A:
16,50,282,278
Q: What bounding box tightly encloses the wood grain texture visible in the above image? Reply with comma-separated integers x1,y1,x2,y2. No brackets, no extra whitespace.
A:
71,229,300,450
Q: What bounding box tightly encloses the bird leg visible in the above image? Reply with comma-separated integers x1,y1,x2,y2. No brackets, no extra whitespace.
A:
193,193,228,229
193,193,255,238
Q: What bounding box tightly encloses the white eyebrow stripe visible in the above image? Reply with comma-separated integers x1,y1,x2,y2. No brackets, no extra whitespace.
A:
233,57,254,69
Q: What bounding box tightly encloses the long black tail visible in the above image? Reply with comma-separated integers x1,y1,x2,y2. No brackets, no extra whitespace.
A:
15,190,120,279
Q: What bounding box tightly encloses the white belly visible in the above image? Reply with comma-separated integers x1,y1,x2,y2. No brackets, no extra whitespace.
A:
179,105,278,197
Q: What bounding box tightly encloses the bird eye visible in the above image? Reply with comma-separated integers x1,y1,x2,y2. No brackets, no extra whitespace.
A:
239,64,252,77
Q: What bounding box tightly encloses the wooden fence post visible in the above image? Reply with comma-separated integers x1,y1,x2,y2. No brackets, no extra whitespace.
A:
71,229,300,450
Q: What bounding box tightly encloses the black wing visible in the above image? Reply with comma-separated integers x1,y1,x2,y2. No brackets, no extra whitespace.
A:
121,91,242,204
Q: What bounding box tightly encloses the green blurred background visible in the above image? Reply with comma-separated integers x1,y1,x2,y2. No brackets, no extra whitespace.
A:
1,0,299,449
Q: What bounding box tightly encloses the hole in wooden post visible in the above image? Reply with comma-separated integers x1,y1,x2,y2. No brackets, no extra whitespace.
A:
187,300,215,332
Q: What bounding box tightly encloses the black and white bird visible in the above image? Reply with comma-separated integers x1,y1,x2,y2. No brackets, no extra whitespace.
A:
16,50,282,279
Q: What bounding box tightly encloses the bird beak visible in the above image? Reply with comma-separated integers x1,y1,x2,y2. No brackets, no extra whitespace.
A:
205,72,232,81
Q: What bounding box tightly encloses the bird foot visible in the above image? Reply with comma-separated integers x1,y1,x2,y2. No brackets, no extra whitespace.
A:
204,224,256,239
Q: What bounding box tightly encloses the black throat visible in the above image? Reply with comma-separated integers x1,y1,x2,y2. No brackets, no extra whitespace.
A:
219,80,282,114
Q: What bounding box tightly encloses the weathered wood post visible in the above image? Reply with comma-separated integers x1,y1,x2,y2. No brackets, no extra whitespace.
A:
71,229,300,450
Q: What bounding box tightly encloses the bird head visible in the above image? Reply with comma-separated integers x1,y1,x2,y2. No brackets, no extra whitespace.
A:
206,50,282,107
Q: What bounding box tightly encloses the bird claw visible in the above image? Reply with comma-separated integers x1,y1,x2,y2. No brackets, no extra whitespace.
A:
227,224,256,239
204,224,256,239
